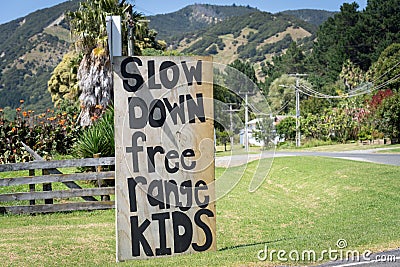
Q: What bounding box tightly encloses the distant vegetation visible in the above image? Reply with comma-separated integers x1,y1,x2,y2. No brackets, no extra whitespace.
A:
280,9,336,26
148,4,258,44
179,11,316,63
0,2,328,113
0,0,79,113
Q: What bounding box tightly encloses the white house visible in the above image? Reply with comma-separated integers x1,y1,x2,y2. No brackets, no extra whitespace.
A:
239,116,289,147
239,118,265,147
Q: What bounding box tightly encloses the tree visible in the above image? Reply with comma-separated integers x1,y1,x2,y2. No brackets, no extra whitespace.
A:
276,117,296,141
228,59,257,84
311,3,363,83
67,0,165,126
253,116,274,149
47,52,81,107
309,0,400,86
67,0,132,125
267,74,311,114
216,129,230,151
207,44,218,55
362,0,400,63
368,43,400,91
276,41,306,74
339,59,367,90
214,59,257,112
261,42,306,92
301,98,366,143
374,92,400,140
301,97,332,116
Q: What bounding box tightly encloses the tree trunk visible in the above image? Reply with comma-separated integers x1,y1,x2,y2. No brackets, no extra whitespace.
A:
78,49,113,126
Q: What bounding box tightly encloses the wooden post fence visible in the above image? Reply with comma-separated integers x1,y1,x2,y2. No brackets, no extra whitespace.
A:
0,157,116,215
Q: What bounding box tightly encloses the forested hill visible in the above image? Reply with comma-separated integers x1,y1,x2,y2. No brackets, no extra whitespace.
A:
148,4,259,44
148,7,334,78
280,9,336,26
0,0,79,113
168,10,317,79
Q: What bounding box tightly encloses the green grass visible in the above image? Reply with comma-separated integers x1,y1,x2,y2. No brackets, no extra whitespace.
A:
217,141,400,155
1,157,400,266
0,164,106,206
215,144,273,157
377,147,400,153
279,142,400,152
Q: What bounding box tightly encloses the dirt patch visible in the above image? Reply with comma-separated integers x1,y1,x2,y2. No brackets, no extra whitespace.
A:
257,26,312,50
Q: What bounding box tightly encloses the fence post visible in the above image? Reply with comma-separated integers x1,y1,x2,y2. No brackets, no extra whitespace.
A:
29,169,35,206
42,168,53,204
94,153,110,201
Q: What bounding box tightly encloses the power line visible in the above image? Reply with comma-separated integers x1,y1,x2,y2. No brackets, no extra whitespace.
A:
372,61,400,84
299,72,400,99
275,100,291,114
295,62,400,100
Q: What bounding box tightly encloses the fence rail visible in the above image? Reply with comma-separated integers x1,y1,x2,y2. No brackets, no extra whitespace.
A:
0,157,115,172
0,171,114,187
0,157,115,215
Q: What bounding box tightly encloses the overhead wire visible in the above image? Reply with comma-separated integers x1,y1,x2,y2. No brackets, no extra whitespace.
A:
275,100,291,113
136,4,400,100
296,61,400,99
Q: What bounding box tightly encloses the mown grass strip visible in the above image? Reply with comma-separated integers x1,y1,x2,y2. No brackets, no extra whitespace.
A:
0,156,399,266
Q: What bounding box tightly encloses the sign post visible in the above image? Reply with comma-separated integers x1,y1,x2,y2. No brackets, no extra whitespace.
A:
113,56,215,261
106,16,122,63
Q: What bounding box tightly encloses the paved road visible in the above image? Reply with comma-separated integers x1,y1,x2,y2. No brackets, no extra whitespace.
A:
215,149,400,167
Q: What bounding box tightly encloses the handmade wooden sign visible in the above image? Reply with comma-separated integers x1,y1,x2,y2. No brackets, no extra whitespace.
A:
113,56,215,261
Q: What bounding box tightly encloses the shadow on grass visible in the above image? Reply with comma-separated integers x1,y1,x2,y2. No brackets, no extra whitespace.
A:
219,237,296,251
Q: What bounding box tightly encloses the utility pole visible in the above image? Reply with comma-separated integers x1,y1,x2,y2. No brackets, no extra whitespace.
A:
239,91,254,152
289,73,307,147
295,77,301,147
223,103,240,151
245,93,249,152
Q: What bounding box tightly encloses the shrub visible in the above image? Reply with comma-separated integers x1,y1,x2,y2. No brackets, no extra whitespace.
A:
374,92,400,139
0,102,81,163
276,117,296,141
73,106,114,159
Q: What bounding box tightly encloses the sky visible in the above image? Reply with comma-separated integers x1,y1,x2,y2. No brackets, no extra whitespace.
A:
0,0,368,25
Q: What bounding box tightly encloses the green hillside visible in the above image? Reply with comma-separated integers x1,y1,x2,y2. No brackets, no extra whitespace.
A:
172,11,317,79
148,4,258,45
0,0,79,112
280,9,336,26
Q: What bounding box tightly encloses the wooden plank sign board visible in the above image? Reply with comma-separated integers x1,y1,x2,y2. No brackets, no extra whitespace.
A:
113,56,215,261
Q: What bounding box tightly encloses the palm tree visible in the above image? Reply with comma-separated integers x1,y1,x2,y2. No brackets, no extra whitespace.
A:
67,0,145,126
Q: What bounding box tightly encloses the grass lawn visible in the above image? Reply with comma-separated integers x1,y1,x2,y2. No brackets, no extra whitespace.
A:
215,142,400,157
279,142,400,152
1,156,399,266
0,166,107,206
377,148,400,154
215,144,264,156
